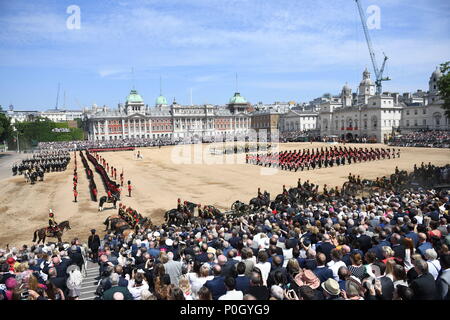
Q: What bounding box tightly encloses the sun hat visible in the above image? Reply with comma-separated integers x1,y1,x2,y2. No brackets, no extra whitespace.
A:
294,269,320,289
321,278,340,296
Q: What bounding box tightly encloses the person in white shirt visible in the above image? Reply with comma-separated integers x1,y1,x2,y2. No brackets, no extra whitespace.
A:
218,277,243,300
425,248,441,280
327,248,346,281
188,263,213,300
255,250,271,286
127,271,149,300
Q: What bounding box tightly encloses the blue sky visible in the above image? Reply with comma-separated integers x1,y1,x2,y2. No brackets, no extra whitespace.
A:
0,0,449,110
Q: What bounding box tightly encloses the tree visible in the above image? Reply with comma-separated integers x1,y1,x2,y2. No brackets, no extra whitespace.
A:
0,113,12,142
437,61,450,117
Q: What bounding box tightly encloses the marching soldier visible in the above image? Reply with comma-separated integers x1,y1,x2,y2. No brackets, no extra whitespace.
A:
127,180,132,197
73,187,78,202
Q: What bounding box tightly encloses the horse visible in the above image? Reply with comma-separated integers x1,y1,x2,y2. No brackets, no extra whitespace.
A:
32,220,71,244
98,195,118,211
249,192,270,210
164,209,185,226
231,200,251,215
103,215,122,231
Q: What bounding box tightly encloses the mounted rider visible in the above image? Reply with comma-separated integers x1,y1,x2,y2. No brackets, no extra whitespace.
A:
48,209,60,234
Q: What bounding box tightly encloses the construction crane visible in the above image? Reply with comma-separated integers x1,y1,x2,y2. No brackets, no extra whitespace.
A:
355,0,390,95
55,82,61,110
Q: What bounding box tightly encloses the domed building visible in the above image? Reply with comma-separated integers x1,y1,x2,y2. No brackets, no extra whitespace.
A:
227,92,250,114
125,89,145,114
357,68,376,105
86,87,252,141
155,94,168,107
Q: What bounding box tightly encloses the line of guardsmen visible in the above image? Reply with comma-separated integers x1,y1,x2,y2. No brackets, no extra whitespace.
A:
246,146,401,171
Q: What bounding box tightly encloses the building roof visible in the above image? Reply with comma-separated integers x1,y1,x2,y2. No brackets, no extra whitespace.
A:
126,89,143,103
229,92,247,104
155,95,168,106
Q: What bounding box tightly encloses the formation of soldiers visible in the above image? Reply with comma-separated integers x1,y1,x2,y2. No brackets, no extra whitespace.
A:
86,151,121,200
117,203,145,228
246,146,400,171
12,150,70,176
79,150,99,201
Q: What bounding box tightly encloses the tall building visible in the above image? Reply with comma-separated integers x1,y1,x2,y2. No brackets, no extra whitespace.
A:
318,67,449,142
85,89,252,141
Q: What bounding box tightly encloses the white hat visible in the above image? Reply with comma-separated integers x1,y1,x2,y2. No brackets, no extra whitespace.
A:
153,231,160,238
165,239,173,246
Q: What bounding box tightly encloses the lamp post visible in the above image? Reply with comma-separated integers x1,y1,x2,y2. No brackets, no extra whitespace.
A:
13,126,19,153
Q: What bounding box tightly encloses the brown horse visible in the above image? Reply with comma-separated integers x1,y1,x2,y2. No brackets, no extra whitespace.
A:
32,221,71,244
103,215,122,231
115,218,153,238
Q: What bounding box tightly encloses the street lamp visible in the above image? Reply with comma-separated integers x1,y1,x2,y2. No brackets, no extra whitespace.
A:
12,126,20,153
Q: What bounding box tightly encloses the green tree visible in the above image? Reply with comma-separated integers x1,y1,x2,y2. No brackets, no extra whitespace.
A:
437,61,450,117
0,113,12,142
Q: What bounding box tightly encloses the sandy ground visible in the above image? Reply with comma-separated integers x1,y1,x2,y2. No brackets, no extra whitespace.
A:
0,142,449,248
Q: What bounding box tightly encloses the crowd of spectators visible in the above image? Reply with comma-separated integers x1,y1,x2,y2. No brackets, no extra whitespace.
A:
1,162,449,300
389,130,450,148
37,135,254,152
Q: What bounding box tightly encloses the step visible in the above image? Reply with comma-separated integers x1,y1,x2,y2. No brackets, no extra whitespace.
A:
82,279,99,286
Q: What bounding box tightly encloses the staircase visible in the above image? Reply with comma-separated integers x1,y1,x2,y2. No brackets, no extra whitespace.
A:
79,261,100,300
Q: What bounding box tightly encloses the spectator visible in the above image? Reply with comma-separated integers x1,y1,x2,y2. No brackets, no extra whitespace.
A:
218,276,243,300
409,259,437,300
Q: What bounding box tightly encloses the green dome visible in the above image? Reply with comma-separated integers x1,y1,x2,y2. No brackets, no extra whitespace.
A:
229,92,247,104
156,95,168,106
126,89,143,103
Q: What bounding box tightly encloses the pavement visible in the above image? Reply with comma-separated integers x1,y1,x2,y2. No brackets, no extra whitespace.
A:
0,152,28,181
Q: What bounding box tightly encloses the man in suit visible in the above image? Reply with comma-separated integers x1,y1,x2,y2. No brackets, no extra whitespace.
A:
218,254,238,278
356,226,372,254
267,255,288,287
102,273,133,300
409,258,437,300
235,262,251,293
204,265,227,300
88,229,101,263
48,267,68,296
313,253,333,283
316,234,336,263
390,233,406,262
417,233,433,258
